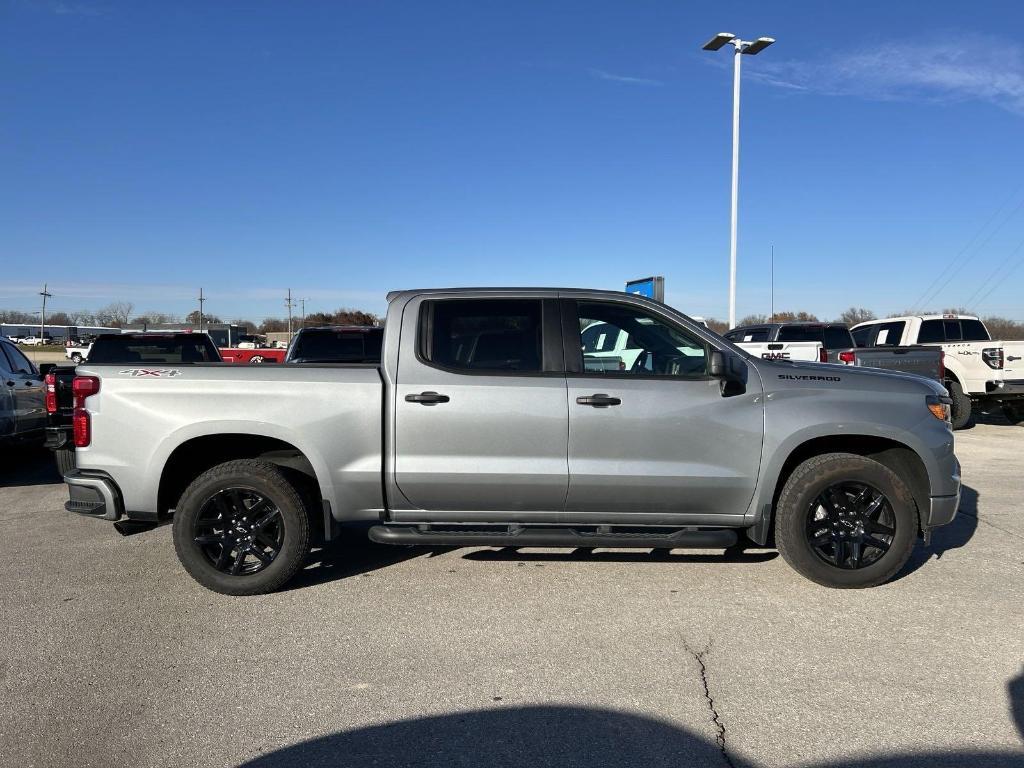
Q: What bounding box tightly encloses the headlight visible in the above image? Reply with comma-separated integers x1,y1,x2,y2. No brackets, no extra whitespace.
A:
926,394,951,422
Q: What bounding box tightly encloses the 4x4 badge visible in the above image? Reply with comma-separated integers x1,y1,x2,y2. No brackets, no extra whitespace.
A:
118,369,182,377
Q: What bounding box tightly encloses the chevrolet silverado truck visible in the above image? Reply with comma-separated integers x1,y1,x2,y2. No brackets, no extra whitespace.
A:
851,314,1024,428
63,288,960,595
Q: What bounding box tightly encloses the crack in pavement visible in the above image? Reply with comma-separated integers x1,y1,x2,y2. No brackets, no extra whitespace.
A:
683,638,736,768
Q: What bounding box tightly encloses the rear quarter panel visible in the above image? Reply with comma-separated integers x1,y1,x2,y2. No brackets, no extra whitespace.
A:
76,364,384,519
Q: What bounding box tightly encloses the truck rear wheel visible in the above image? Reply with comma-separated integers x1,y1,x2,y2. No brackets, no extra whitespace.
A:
775,453,917,588
172,460,310,595
947,380,971,430
1002,402,1024,425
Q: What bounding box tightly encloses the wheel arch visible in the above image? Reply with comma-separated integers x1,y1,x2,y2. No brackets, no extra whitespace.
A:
749,434,929,545
157,434,322,518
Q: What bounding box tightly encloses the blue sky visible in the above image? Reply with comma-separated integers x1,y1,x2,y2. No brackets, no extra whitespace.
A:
2,0,1023,323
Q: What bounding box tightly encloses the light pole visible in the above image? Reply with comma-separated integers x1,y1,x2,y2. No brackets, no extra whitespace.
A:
702,32,775,329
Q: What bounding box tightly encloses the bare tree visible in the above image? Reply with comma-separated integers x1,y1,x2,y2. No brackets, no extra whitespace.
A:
95,301,135,328
703,317,729,335
737,314,768,327
981,316,1024,340
838,307,876,325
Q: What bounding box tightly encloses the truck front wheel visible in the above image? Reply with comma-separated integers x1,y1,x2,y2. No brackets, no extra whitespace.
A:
775,453,918,588
172,460,310,595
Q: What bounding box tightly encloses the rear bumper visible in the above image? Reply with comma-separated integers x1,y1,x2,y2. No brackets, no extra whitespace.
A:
984,379,1024,399
64,469,124,521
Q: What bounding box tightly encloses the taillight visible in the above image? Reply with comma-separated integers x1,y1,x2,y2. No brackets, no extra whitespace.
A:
72,376,100,447
819,348,828,363
982,347,1003,370
838,351,855,365
73,407,91,447
44,372,57,414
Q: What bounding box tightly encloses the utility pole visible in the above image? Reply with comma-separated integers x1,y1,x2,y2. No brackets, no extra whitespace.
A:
702,32,775,328
197,288,206,333
770,244,775,322
285,288,295,342
299,298,307,329
39,284,52,341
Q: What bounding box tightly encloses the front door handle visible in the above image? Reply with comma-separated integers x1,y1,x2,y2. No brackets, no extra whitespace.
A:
405,391,450,405
576,394,621,407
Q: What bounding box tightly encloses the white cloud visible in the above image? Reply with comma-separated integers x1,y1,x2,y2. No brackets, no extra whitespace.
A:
747,34,1024,114
590,68,663,86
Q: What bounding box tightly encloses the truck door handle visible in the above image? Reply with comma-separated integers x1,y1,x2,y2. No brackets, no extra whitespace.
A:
576,394,621,407
405,391,450,405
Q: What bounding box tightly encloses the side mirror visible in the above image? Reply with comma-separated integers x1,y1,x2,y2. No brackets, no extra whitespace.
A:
709,349,748,395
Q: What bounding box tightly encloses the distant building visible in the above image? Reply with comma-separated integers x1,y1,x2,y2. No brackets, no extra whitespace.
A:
0,322,119,341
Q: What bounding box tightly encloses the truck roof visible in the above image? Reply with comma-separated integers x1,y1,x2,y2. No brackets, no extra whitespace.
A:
852,314,980,328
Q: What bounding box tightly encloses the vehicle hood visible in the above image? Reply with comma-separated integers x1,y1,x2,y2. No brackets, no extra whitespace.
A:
752,359,947,396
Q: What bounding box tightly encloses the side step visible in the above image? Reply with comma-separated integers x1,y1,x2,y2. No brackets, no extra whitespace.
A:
367,524,738,549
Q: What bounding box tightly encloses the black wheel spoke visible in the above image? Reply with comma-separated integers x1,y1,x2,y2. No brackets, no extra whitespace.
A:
864,519,894,536
254,530,280,552
214,544,234,570
864,535,891,553
252,508,281,532
849,540,863,568
195,533,227,545
249,547,273,565
833,538,845,566
229,549,246,575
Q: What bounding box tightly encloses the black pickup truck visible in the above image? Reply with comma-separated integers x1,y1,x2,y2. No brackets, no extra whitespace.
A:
45,333,222,473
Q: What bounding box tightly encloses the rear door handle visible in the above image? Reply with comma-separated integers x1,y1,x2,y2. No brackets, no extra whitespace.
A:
405,391,450,405
576,394,621,407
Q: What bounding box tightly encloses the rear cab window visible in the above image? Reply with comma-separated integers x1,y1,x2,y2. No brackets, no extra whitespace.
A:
777,325,824,343
960,319,990,341
289,328,383,363
87,335,221,364
823,325,854,350
918,320,946,343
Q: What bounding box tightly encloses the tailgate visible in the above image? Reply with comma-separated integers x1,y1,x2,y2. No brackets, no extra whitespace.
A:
853,347,943,382
1002,341,1024,381
736,341,823,361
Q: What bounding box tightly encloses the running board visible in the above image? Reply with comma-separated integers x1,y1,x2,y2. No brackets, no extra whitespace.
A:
367,525,738,549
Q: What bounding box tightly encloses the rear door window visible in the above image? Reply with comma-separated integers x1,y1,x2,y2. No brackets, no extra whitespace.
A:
918,320,946,343
422,299,544,373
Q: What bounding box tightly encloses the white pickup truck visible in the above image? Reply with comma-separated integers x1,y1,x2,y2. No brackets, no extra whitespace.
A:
851,314,1024,428
65,342,92,364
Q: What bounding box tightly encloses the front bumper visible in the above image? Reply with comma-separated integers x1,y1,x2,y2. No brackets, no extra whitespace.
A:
64,469,124,521
924,457,961,530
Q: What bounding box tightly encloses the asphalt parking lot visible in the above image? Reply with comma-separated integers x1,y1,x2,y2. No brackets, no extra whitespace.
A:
1,419,1022,768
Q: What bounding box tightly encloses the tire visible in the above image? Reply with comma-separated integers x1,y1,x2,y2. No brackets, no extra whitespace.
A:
172,460,310,595
249,355,264,364
71,353,83,364
775,453,918,589
54,446,76,476
946,379,971,430
1002,402,1024,426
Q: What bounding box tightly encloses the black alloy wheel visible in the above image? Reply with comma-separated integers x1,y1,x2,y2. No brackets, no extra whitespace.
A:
193,488,285,576
805,482,896,570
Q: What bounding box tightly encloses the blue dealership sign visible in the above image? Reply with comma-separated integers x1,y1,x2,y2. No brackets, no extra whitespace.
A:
625,276,665,302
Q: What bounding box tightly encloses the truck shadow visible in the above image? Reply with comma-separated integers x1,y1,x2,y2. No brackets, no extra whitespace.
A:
235,704,1024,768
286,530,451,591
892,484,979,582
0,445,61,488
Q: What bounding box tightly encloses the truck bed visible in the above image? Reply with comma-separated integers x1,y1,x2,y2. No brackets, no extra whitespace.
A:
74,363,385,519
848,347,943,382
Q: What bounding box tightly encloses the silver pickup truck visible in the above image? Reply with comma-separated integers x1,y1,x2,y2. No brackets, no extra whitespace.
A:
64,288,961,595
